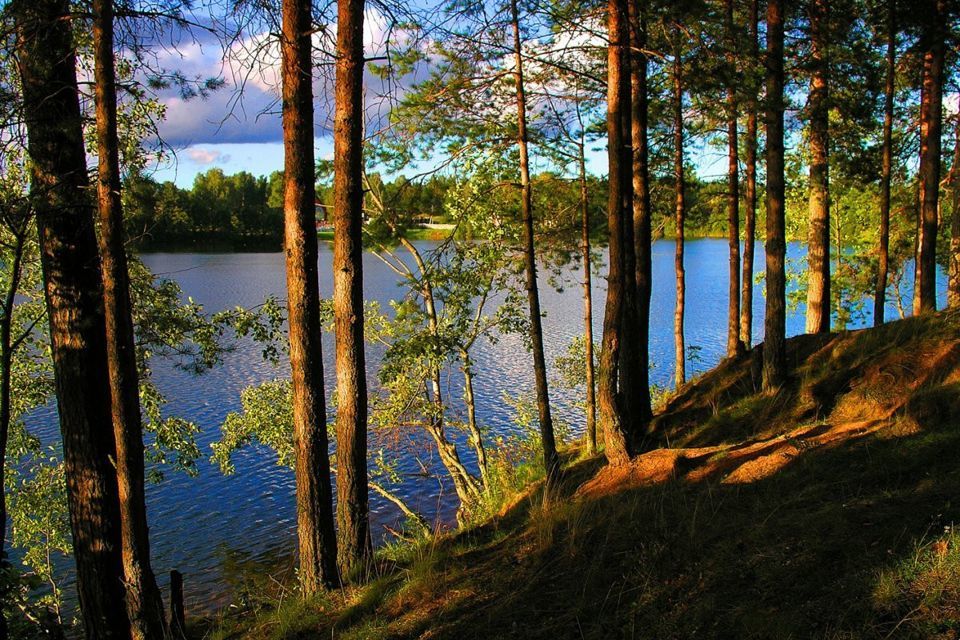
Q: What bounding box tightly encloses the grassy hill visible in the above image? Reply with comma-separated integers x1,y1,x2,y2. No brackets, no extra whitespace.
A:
207,309,960,640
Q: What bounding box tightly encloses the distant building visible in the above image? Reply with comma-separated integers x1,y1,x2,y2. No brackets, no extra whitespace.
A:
315,202,333,230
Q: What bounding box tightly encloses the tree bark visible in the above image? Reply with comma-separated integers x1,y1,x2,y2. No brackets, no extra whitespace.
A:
578,141,598,453
599,0,632,465
725,0,742,356
740,0,759,348
630,0,653,432
333,0,372,578
510,0,559,480
673,30,686,390
618,0,642,446
280,0,338,593
913,0,946,315
93,2,170,637
874,0,895,325
401,238,482,508
14,0,131,635
763,0,787,390
459,349,488,485
949,112,960,307
0,226,27,640
805,0,831,334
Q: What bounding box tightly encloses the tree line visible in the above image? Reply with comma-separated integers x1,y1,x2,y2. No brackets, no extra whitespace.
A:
125,166,768,250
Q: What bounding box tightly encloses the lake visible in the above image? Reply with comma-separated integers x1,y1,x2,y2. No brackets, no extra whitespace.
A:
26,238,940,614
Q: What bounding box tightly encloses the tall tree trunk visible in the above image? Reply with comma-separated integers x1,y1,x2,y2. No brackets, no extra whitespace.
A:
835,205,844,319
875,0,895,325
740,0,759,347
805,0,831,334
950,113,960,307
14,0,131,635
913,0,946,315
630,0,653,431
578,140,598,453
333,0,371,578
725,0,742,356
673,30,686,390
92,0,168,636
600,0,632,465
618,0,642,445
763,0,787,390
0,228,26,640
280,0,338,593
510,0,558,479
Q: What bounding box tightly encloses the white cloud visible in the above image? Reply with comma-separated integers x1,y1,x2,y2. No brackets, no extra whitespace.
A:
150,9,423,148
186,147,228,165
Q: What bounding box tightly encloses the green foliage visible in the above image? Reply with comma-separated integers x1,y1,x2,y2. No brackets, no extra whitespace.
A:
124,169,283,249
0,247,280,623
212,380,297,475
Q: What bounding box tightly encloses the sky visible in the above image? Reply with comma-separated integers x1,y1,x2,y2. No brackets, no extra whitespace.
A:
141,3,736,188
144,6,416,187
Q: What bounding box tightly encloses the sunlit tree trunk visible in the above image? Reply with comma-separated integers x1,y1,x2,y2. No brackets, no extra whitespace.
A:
333,0,372,578
740,0,759,347
14,0,131,634
875,0,895,325
618,0,642,444
725,0,741,356
805,0,831,334
578,139,598,453
949,113,960,307
630,0,653,431
510,0,558,479
280,0,338,593
92,0,168,636
913,0,946,315
600,0,633,465
672,30,686,390
459,348,488,484
763,0,787,390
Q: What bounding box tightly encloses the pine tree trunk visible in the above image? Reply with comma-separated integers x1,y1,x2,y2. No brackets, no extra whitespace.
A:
949,113,960,307
913,0,946,315
725,0,741,357
333,0,372,578
630,0,653,431
875,0,895,325
763,0,787,390
14,0,131,635
618,0,642,445
510,0,558,479
805,0,831,334
740,0,759,348
673,32,686,390
92,0,168,636
599,0,632,465
280,0,338,593
579,143,598,454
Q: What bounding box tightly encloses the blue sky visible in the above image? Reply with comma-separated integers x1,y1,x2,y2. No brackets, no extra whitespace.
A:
144,6,411,186
142,4,736,188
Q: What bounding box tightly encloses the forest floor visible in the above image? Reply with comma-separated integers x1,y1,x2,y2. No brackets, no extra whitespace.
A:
204,308,960,640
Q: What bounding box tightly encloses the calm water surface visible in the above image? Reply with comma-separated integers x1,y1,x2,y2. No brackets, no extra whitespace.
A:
30,238,940,613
